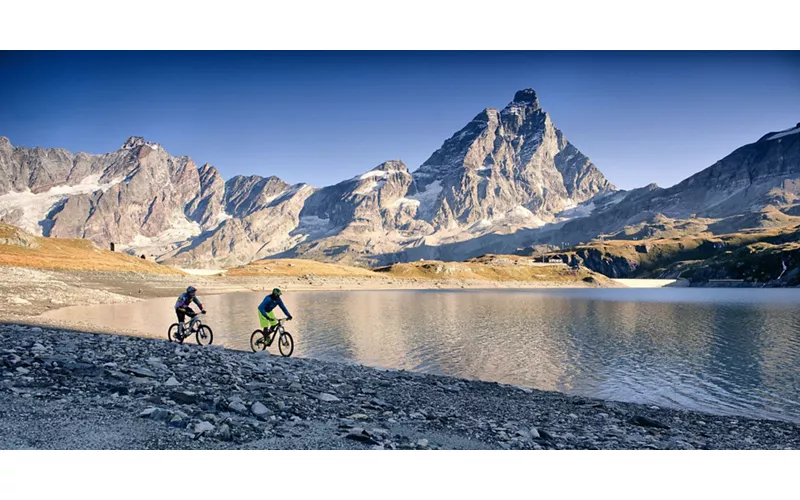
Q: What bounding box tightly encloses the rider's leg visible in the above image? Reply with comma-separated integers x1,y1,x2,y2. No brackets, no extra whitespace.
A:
176,308,186,336
258,310,270,332
266,311,278,333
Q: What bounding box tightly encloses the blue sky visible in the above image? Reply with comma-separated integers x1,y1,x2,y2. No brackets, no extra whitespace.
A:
1,51,798,190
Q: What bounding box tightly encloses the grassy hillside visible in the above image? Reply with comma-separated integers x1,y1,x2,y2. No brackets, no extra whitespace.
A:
229,255,613,285
547,223,800,283
648,240,800,285
0,223,183,274
374,254,614,284
226,258,380,278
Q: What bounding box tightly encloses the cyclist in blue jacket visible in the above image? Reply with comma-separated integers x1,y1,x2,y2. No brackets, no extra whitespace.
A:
258,288,292,334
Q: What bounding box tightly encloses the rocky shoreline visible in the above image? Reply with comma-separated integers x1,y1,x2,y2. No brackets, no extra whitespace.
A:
2,323,799,450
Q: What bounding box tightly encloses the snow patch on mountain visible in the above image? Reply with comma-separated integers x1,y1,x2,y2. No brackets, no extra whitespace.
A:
354,179,387,195
393,197,421,208
0,174,123,235
215,211,232,224
359,170,389,180
123,212,202,256
558,201,596,219
295,215,335,236
408,180,443,217
767,127,800,141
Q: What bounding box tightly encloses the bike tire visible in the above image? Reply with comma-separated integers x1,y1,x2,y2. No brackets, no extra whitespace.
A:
196,325,213,346
168,323,180,343
250,330,267,352
278,332,294,357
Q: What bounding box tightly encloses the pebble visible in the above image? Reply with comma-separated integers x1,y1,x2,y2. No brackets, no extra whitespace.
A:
630,415,670,429
229,401,248,413
251,402,270,417
194,421,214,434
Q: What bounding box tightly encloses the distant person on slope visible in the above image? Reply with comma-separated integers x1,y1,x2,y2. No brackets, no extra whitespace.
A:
175,286,206,336
258,288,292,334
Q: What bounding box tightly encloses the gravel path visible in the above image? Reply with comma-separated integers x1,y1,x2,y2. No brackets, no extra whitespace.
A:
2,323,798,450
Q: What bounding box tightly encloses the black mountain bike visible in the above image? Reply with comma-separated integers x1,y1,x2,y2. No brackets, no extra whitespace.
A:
250,318,294,357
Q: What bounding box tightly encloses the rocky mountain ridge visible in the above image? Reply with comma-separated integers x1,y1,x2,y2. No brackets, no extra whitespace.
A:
0,89,615,266
1,93,797,269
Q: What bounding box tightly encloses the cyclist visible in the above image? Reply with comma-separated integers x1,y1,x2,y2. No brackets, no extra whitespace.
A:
174,286,206,338
258,288,292,335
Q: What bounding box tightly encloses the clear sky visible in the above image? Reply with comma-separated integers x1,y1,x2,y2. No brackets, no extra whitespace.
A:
1,51,798,190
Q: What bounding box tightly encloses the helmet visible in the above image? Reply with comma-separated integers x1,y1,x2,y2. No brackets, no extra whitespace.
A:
272,288,282,296
186,286,197,295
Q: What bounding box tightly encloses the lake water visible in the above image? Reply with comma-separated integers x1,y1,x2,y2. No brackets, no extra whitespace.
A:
43,288,800,423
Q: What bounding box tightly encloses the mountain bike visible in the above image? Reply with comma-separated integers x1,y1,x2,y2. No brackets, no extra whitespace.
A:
250,318,294,357
168,311,213,345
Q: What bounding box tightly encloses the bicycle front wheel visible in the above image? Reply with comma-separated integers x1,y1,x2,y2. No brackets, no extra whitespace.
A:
278,332,294,357
250,330,267,352
196,325,213,346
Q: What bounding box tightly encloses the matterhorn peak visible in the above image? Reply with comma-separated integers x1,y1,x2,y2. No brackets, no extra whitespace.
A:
121,136,159,151
510,88,540,108
373,160,409,172
121,136,146,149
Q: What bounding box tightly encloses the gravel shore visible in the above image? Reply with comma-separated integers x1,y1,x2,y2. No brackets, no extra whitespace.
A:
2,323,798,450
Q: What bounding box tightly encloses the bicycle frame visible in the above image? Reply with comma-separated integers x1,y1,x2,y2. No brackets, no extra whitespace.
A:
188,315,203,331
261,318,286,347
264,319,287,346
180,315,203,336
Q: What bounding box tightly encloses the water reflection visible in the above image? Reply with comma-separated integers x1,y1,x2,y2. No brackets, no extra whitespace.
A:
43,288,800,422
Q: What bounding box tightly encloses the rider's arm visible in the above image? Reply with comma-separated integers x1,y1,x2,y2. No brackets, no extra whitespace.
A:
193,296,204,310
257,297,269,317
277,298,292,319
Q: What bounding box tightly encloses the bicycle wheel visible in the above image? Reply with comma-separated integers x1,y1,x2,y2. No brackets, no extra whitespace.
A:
250,330,267,352
196,325,213,346
168,323,181,343
278,332,294,357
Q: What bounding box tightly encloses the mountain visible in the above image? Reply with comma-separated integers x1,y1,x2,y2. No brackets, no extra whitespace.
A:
3,90,794,270
411,89,612,230
0,136,226,259
0,89,615,267
544,122,800,247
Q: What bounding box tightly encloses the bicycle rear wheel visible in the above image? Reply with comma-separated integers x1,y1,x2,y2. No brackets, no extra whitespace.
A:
250,330,267,352
278,332,294,357
196,325,213,345
168,323,181,343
